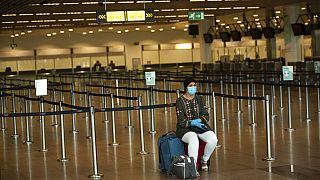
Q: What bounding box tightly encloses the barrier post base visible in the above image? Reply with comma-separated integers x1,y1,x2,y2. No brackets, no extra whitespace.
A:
138,151,149,155
220,118,226,121
285,128,295,132
39,149,48,152
1,128,6,131
126,125,134,129
57,158,70,162
305,118,311,122
249,123,257,127
262,157,275,161
88,173,104,179
23,141,33,145
102,120,109,123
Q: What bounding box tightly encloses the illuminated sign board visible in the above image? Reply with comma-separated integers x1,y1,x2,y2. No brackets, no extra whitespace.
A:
96,10,106,24
107,11,125,22
96,9,155,23
127,10,145,21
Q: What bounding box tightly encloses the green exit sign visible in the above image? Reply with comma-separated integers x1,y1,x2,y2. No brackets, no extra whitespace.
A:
188,11,204,21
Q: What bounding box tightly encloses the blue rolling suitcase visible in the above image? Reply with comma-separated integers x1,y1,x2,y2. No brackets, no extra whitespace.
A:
158,131,185,172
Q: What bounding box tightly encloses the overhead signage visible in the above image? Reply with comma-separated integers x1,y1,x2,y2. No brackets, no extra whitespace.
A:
96,9,155,23
282,66,293,81
127,10,145,21
107,11,126,22
188,11,204,21
96,10,106,24
145,71,156,86
145,8,155,22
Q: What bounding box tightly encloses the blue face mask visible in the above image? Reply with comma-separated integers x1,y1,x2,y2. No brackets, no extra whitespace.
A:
187,86,197,95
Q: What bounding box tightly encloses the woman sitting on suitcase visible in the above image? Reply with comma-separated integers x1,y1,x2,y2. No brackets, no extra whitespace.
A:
175,77,218,176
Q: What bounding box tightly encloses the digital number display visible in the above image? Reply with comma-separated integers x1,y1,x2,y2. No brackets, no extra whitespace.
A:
127,10,145,21
106,11,125,22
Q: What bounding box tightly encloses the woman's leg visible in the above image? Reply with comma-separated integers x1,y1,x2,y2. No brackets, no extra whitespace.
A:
197,131,218,162
181,132,199,164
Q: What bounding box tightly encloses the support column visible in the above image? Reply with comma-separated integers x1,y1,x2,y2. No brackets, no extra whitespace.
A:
266,9,277,60
199,18,214,69
284,4,303,64
312,30,320,59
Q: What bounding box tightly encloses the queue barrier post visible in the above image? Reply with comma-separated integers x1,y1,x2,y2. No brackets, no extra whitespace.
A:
52,88,59,127
212,92,222,148
220,79,226,121
57,101,69,162
71,82,79,133
88,106,104,179
138,96,149,155
285,85,295,132
110,94,119,146
305,81,311,122
149,86,156,134
262,94,275,161
39,96,48,152
23,97,33,144
11,93,19,138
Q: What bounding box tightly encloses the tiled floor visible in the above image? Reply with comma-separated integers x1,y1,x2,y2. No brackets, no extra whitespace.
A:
1,80,320,180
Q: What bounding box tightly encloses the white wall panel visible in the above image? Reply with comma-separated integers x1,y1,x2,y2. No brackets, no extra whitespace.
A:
36,59,54,70
160,49,192,64
18,60,35,71
54,58,72,69
143,51,158,64
0,61,17,72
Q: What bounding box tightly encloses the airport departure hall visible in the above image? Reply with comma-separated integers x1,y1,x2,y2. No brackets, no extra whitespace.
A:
1,0,320,179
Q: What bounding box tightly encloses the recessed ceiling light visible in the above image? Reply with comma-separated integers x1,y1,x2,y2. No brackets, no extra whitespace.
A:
21,31,26,35
237,21,242,23
83,32,87,35
301,7,306,10
117,30,122,33
159,28,164,31
52,32,57,35
69,28,73,32
135,27,140,30
15,34,19,37
253,14,259,17
147,26,152,28
98,29,103,32
216,19,220,22
124,29,129,32
171,26,176,29
233,17,238,20
10,35,14,37
151,29,155,32
183,28,188,31
27,30,32,33
275,10,281,14
184,24,189,27
47,34,51,36
108,27,113,30
60,30,64,33
89,31,93,34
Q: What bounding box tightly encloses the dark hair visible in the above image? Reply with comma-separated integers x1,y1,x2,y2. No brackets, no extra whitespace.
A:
183,77,195,91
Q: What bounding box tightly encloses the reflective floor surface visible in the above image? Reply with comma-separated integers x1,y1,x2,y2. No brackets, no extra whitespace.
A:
1,83,320,180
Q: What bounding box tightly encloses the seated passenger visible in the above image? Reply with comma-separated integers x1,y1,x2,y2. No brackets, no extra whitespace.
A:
175,77,218,176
